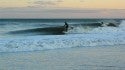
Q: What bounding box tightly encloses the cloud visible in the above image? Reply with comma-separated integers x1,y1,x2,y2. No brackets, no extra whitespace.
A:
34,1,56,6
32,0,63,7
79,0,85,2
45,9,104,13
56,0,63,2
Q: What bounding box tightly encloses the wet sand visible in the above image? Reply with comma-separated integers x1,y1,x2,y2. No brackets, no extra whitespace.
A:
0,45,125,70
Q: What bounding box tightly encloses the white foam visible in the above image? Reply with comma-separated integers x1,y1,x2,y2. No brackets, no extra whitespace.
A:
0,20,125,52
67,26,93,33
119,20,125,27
67,20,125,34
90,20,125,34
0,33,125,52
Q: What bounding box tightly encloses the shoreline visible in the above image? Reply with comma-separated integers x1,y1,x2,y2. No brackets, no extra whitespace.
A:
0,45,125,70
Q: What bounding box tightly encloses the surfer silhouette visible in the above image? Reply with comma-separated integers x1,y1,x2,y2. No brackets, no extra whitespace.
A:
100,22,118,27
101,22,103,24
64,21,69,31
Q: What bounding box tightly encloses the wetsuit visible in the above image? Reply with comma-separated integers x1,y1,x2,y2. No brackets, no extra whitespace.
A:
64,22,68,31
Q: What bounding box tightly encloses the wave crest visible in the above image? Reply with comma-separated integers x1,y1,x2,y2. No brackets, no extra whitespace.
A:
0,20,125,52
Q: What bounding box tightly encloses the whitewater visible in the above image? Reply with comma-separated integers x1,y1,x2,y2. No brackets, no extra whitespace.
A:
0,20,125,52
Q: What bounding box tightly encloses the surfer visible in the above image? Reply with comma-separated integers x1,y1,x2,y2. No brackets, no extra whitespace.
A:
100,22,118,27
64,21,69,31
101,22,103,24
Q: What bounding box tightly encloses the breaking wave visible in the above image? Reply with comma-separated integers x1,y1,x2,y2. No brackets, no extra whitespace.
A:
0,20,125,52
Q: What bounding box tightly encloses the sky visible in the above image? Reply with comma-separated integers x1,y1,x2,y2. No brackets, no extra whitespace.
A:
0,0,125,18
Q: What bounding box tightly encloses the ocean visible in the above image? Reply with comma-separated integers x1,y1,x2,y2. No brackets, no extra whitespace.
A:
0,19,124,52
0,19,125,70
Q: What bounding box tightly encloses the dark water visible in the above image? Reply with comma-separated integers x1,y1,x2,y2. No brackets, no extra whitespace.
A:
0,19,122,37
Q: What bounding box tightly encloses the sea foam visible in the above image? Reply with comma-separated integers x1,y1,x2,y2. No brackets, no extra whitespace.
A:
0,20,125,52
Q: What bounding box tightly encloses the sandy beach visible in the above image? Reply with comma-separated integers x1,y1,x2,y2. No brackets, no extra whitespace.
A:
0,45,125,70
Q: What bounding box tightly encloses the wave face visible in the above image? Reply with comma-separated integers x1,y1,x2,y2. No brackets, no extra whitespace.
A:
0,19,125,52
0,19,121,37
